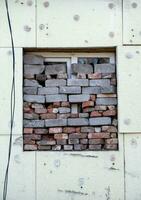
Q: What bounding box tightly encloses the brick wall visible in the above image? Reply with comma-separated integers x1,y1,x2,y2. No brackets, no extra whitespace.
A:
23,53,118,151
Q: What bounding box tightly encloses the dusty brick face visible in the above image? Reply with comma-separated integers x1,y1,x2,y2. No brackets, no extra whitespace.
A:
23,53,118,151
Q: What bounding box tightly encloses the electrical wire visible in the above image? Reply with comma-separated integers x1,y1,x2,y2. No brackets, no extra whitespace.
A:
3,0,16,200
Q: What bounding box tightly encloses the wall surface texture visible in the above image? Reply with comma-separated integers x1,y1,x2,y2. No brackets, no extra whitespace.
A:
0,0,141,200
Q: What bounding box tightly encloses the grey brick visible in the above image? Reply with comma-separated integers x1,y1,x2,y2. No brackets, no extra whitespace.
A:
60,86,81,94
58,107,71,113
45,64,66,75
90,79,110,87
95,64,115,73
24,95,45,103
38,87,58,95
67,79,88,86
45,79,66,87
74,144,87,150
24,87,37,95
24,120,45,127
89,145,101,150
79,113,89,118
37,140,56,145
82,87,101,94
68,139,79,144
24,64,45,75
64,145,73,150
24,113,39,120
69,94,90,102
96,98,117,105
45,119,67,127
24,54,44,65
89,117,111,126
81,127,95,133
24,79,42,87
46,94,67,102
101,86,116,93
68,118,89,126
71,63,93,74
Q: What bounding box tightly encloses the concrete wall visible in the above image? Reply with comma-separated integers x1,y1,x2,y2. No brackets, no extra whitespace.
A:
0,0,141,199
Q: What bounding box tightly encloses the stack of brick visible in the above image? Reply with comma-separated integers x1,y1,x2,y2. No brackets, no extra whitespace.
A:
23,53,118,151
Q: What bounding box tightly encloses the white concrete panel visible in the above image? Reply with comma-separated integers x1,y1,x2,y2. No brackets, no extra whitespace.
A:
123,0,141,45
117,46,141,133
36,135,124,200
124,134,141,200
0,0,36,47
0,135,35,200
37,0,122,47
0,48,23,135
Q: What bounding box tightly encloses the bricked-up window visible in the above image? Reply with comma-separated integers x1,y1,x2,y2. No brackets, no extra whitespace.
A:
23,52,118,151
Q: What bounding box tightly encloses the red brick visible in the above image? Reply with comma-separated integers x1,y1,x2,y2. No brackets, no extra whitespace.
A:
105,138,118,145
90,111,102,117
75,127,81,133
111,78,117,85
88,132,110,139
82,101,94,109
103,110,116,116
49,127,62,134
24,134,41,140
83,107,95,113
24,139,35,145
24,128,33,134
63,127,75,133
40,113,56,119
53,102,61,108
54,134,68,140
47,108,58,113
90,95,96,101
102,126,117,133
88,72,101,79
34,128,48,134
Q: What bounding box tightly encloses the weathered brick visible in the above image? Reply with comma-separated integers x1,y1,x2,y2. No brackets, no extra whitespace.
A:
94,106,107,111
89,139,104,145
90,79,110,87
83,107,95,113
24,79,42,87
35,108,47,114
89,144,101,150
57,73,67,79
57,114,70,119
31,103,44,109
79,113,89,118
46,94,67,102
89,117,111,126
81,126,95,133
45,64,66,75
96,98,117,105
112,119,118,126
24,144,37,150
88,73,101,79
74,144,87,150
57,139,67,145
24,134,41,141
105,138,118,144
47,108,59,113
34,128,48,134
90,95,96,101
52,145,62,150
69,139,79,144
24,87,37,95
77,73,86,79
24,120,44,127
95,127,102,133
36,74,47,82
63,127,76,133
61,101,70,107
24,113,39,120
95,64,115,73
64,145,73,150
24,95,45,103
45,79,66,86
24,54,44,65
38,145,51,150
102,126,117,133
101,86,115,93
24,64,45,75
49,127,62,133
37,139,56,145
58,107,71,113
24,138,35,145
68,118,88,126
69,94,90,102
82,101,94,108
80,139,88,144
38,87,59,95
53,102,61,108
45,119,67,127
97,94,117,98
69,133,87,139
88,132,110,139
60,86,81,94
67,79,88,86
71,63,93,74
54,134,68,140
82,87,101,94
40,113,56,119
104,144,118,150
